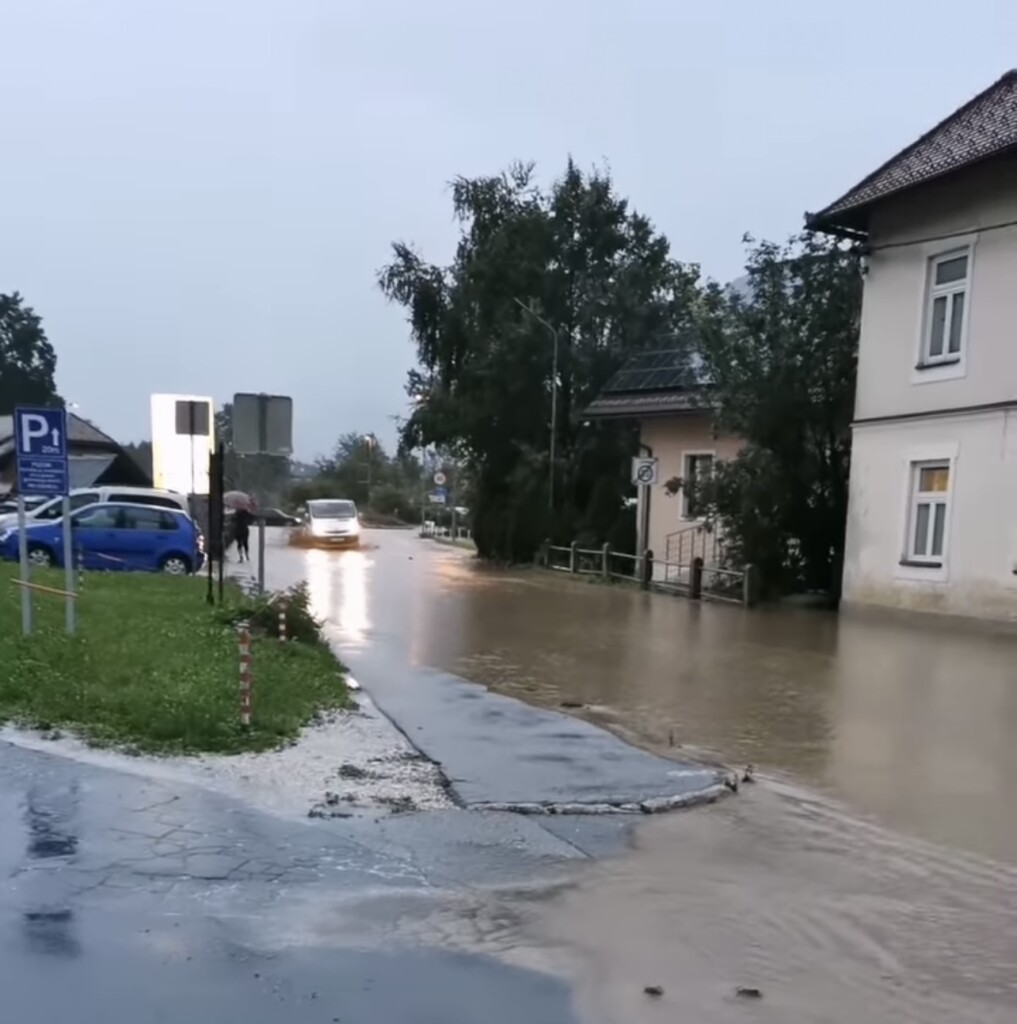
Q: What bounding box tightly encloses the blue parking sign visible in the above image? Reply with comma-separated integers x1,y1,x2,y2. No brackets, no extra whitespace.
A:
14,406,69,496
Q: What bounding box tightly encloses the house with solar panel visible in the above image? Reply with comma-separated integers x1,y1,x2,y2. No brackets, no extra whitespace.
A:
586,348,741,580
808,70,1017,620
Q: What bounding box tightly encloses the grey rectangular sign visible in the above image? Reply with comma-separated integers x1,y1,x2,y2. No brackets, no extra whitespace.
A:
232,393,293,456
175,399,210,436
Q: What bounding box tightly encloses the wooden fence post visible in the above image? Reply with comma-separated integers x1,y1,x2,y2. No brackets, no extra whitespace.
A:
601,542,610,580
742,563,758,607
641,549,653,590
569,540,579,573
690,556,704,599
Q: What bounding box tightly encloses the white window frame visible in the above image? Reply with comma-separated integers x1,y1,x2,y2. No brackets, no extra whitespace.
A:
912,236,975,384
903,460,952,567
680,450,715,520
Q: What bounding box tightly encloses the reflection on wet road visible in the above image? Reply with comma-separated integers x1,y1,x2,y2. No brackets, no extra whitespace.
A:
269,530,1017,864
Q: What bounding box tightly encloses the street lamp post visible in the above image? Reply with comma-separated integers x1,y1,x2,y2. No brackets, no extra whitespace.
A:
362,433,376,508
513,298,559,512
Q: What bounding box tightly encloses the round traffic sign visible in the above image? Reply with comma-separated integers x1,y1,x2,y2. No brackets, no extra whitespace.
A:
433,471,447,486
636,464,655,484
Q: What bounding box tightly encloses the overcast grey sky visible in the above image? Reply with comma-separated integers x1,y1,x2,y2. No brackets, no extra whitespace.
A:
2,0,1014,457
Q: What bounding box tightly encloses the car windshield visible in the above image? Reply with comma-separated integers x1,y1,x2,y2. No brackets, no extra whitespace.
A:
309,501,356,519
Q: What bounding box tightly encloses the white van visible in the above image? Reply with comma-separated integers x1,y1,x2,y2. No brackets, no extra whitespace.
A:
0,486,189,530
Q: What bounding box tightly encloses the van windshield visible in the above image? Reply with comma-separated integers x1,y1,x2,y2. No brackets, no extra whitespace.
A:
309,501,356,519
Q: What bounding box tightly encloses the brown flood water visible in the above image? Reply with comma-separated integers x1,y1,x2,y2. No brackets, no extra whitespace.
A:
536,783,1017,1024
398,551,1017,865
283,535,1017,1022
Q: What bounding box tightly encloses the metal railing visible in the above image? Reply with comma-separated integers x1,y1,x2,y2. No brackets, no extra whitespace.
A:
665,522,723,580
541,539,757,607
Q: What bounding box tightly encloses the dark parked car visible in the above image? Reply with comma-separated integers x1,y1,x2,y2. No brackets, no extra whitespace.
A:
260,507,301,528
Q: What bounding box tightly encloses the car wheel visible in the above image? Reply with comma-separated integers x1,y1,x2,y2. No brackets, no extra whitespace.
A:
27,545,53,568
161,555,191,576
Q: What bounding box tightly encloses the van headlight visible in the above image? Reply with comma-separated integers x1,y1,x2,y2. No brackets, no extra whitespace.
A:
310,519,327,537
349,519,360,536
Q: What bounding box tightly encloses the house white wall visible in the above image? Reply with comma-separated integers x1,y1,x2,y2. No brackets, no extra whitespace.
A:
856,153,1017,422
844,410,1017,619
639,414,741,571
843,153,1017,620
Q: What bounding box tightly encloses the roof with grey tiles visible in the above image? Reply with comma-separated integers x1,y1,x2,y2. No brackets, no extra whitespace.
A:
0,412,121,458
808,70,1017,235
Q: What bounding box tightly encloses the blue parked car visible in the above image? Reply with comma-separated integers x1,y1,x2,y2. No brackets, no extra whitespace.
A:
0,502,204,575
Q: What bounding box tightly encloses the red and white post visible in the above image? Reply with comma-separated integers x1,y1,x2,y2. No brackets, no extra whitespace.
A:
238,621,252,727
278,600,287,644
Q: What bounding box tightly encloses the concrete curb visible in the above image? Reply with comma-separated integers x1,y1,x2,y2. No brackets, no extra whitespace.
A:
466,782,731,817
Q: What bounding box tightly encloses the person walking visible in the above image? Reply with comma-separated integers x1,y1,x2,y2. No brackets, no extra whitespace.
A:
233,506,254,562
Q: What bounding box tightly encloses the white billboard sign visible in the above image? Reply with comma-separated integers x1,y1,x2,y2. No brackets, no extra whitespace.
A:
150,394,215,495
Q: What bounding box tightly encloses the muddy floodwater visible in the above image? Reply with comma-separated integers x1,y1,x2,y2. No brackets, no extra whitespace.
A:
264,532,1017,1023
273,532,1017,864
536,783,1017,1024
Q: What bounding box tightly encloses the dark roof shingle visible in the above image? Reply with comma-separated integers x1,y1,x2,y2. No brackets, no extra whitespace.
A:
586,348,711,418
808,70,1017,235
0,411,122,458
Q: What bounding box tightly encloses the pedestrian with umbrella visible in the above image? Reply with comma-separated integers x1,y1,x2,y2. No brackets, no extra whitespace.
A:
224,491,255,562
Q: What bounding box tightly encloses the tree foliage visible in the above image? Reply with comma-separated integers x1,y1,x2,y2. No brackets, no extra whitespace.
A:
379,159,700,560
290,431,428,522
696,233,861,596
0,292,60,415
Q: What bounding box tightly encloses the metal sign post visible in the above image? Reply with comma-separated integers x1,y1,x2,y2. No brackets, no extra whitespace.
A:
631,457,658,573
257,515,266,595
232,394,292,595
62,496,75,634
17,497,30,634
14,406,71,636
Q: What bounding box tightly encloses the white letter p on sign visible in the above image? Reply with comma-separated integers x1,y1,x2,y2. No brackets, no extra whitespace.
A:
20,413,49,453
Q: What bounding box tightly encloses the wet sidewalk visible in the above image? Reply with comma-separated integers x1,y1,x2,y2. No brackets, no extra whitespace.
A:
339,654,725,813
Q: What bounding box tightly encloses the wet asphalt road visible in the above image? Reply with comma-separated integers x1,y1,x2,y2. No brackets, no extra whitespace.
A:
0,530,728,1023
0,738,589,1023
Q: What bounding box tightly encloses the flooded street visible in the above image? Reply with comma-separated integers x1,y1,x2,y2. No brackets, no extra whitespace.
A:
269,530,1017,864
262,530,1017,1024
539,782,1017,1024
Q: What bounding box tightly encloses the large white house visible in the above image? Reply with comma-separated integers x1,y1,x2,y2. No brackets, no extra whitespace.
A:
809,70,1017,621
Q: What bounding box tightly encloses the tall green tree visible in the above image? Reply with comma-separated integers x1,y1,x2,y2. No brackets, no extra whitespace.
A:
0,292,60,414
290,431,425,521
379,159,700,560
696,233,861,597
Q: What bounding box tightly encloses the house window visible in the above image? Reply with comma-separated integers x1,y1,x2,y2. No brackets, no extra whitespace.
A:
682,453,714,519
907,462,950,564
922,249,969,365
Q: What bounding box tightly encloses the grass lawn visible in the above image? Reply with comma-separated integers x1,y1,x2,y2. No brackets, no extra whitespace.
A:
0,568,348,754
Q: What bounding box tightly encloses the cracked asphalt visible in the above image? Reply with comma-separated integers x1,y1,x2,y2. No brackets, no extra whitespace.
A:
1,738,599,1022
2,531,728,1022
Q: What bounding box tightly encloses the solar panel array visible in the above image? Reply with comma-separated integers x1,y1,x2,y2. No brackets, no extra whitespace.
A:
603,348,701,394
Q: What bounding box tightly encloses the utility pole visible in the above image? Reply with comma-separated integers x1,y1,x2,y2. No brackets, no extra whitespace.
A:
513,298,559,512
